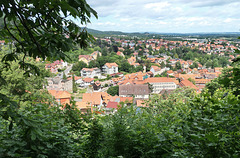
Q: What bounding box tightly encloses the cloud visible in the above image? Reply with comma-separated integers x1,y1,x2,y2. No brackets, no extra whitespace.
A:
85,0,240,33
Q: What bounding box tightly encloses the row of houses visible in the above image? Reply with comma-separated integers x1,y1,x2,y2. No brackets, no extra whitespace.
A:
80,63,119,78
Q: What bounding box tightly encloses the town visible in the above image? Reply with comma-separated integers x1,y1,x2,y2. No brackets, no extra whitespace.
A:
41,34,239,114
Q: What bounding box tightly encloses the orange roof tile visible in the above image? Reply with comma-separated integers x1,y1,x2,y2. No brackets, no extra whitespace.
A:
83,78,94,82
136,100,148,107
48,90,71,99
76,101,91,109
120,97,133,103
180,79,199,91
105,63,118,68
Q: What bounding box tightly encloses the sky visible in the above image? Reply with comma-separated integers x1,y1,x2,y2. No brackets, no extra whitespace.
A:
82,0,240,33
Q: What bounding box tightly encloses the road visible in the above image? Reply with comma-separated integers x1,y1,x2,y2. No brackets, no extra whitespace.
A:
58,64,73,79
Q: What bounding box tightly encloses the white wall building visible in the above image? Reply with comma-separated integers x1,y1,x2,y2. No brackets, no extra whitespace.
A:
81,67,101,78
102,63,118,74
144,77,177,93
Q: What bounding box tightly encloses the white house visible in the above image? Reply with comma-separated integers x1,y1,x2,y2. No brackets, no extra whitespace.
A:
102,63,118,75
144,77,177,93
150,66,165,76
81,67,101,78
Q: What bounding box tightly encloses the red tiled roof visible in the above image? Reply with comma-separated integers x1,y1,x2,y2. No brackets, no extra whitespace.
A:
105,63,118,68
106,101,119,109
83,78,94,82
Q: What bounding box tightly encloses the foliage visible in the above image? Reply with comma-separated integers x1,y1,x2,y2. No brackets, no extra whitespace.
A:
175,61,182,69
72,61,87,76
72,74,77,93
0,0,97,67
107,85,119,96
63,72,67,80
188,78,196,84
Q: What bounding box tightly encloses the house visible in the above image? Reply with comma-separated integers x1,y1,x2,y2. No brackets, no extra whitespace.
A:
119,84,150,99
136,100,148,107
214,67,223,73
46,76,72,92
105,101,120,114
60,79,73,92
81,92,111,109
46,77,62,90
48,90,71,105
81,67,101,78
91,51,102,60
81,78,94,87
166,70,174,76
78,55,93,65
93,81,101,91
116,51,125,57
102,63,118,74
179,79,200,93
144,77,177,93
128,56,140,67
76,101,91,113
67,76,82,84
45,63,58,73
150,66,162,76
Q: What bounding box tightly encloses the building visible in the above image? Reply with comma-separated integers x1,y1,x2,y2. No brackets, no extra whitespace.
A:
48,90,71,105
81,78,94,87
119,84,150,99
81,92,111,109
150,66,162,76
91,51,102,60
81,67,101,78
78,55,93,65
144,77,177,93
179,79,200,93
102,63,118,74
93,81,101,91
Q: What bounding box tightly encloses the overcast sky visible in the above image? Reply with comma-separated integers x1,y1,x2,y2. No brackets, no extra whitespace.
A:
82,0,240,33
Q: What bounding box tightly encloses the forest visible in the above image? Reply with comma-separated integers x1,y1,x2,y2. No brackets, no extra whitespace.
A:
0,0,240,157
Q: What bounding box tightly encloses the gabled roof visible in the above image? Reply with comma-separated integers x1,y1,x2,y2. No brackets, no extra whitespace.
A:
48,90,71,99
104,63,118,68
82,92,111,105
94,80,101,86
120,97,133,103
180,79,199,91
150,66,161,72
79,55,92,60
83,78,94,82
76,101,91,109
81,67,100,72
119,84,150,95
106,101,119,109
136,100,148,107
67,76,82,81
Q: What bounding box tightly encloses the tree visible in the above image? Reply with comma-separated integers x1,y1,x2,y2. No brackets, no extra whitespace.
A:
175,61,182,70
0,0,97,68
174,53,179,59
188,78,196,85
119,62,132,73
72,74,77,93
72,61,87,76
63,72,67,80
107,85,119,96
102,47,108,56
0,2,98,156
160,61,166,69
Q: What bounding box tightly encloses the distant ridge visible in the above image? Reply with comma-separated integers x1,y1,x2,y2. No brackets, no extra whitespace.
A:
85,28,240,38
